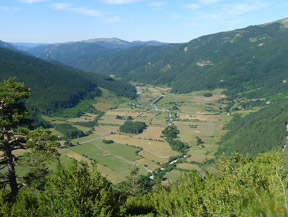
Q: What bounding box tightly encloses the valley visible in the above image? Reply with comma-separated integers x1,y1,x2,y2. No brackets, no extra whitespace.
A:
48,84,233,184
2,13,288,216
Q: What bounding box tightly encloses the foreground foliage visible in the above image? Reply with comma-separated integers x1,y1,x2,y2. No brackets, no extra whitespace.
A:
127,151,288,216
0,162,125,217
1,151,287,216
218,99,288,157
0,78,59,196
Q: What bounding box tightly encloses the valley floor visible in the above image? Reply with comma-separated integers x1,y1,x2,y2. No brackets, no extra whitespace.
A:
46,85,233,183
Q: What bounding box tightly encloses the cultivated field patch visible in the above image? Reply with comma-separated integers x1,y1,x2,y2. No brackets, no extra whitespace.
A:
177,163,200,171
68,113,97,123
94,125,119,136
138,150,168,164
106,135,178,157
59,148,125,183
136,126,165,141
98,114,125,125
164,170,183,183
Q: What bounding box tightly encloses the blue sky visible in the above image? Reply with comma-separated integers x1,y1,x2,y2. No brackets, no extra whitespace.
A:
1,0,288,43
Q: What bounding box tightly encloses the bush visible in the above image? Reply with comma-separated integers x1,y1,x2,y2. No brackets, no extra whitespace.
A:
203,92,213,97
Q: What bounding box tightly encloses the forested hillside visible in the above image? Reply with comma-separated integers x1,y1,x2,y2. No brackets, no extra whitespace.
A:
27,42,112,69
0,47,136,114
28,18,288,99
0,40,17,50
27,38,168,71
218,99,288,157
90,18,288,99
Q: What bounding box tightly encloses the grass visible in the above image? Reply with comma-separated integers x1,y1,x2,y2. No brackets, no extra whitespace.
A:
68,140,147,177
93,125,119,136
71,133,101,143
67,113,97,123
59,148,125,183
136,126,165,141
106,134,178,157
15,154,74,178
38,85,244,184
164,170,183,183
98,114,125,125
177,163,200,171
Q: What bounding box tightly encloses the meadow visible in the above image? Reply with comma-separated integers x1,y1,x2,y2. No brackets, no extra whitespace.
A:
47,85,234,183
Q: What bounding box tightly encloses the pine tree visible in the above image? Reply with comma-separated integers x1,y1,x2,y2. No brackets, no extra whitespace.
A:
0,78,58,196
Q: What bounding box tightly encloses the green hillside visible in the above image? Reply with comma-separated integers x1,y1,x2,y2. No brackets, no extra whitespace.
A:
92,18,288,99
0,40,18,50
27,42,112,69
218,99,288,157
29,18,288,99
0,47,136,114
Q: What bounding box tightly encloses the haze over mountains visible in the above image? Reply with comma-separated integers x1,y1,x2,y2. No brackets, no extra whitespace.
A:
2,14,288,216
23,18,288,100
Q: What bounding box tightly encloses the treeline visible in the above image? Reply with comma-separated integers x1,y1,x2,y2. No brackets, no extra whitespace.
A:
2,151,288,216
217,99,288,157
162,125,188,153
73,112,105,128
0,47,136,114
120,121,146,134
35,20,288,100
55,124,85,140
126,151,288,216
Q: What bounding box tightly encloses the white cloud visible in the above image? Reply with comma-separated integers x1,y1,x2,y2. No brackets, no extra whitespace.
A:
50,3,70,10
0,6,22,11
198,0,223,5
198,1,269,20
50,3,120,23
185,0,222,10
50,3,102,16
20,0,50,3
70,7,102,17
148,2,165,7
185,4,200,9
100,0,140,4
103,16,121,23
223,1,268,16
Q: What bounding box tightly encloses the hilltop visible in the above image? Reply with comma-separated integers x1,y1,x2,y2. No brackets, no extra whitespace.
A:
0,47,136,114
26,18,288,100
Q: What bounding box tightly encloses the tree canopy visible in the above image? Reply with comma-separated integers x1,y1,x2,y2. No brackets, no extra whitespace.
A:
0,78,59,196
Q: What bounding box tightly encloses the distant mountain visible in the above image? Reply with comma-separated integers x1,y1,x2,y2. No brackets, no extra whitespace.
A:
78,37,168,49
78,17,288,99
27,18,288,99
27,38,168,72
11,42,46,51
27,42,111,70
0,40,18,50
0,47,136,114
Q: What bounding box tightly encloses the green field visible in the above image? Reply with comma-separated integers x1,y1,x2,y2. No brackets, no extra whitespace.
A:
69,140,148,177
43,85,249,183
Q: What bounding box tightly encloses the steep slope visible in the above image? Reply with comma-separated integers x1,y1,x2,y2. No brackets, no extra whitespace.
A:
217,99,288,157
27,42,110,67
27,18,288,99
27,38,169,72
0,47,136,114
0,40,18,50
44,18,286,99
10,42,46,51
82,37,168,49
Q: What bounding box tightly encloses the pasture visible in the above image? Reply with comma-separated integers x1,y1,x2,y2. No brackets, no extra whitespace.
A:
44,85,235,183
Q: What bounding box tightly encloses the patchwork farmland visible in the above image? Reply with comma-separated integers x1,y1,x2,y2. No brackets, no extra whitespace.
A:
50,85,233,183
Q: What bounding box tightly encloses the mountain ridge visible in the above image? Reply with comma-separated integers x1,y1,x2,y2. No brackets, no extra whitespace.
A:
0,46,136,114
